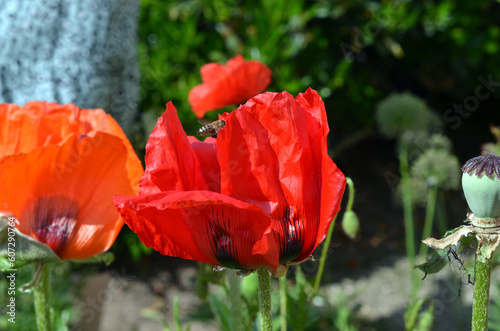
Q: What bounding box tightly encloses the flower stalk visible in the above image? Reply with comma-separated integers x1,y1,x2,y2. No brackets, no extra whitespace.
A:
418,184,438,259
399,147,418,299
33,263,53,331
472,257,492,331
257,268,273,331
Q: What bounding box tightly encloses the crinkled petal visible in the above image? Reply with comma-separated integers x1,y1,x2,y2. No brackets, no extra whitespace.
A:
114,191,279,269
140,102,219,194
218,89,345,262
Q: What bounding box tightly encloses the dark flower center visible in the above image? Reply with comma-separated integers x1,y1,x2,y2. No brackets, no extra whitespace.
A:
24,195,79,256
206,210,244,270
273,205,305,264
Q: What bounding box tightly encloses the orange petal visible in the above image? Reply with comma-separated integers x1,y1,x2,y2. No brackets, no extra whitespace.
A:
0,102,143,195
0,132,138,260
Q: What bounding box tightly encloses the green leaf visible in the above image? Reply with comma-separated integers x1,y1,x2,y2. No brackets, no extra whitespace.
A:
414,249,449,276
208,294,231,331
405,299,434,331
0,216,60,270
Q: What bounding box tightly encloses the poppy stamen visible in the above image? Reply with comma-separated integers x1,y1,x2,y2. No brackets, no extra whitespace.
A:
24,195,79,255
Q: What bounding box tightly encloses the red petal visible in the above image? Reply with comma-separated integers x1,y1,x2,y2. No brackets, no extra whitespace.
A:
114,191,279,269
218,89,345,262
188,55,272,117
140,102,219,194
295,89,346,260
188,136,221,191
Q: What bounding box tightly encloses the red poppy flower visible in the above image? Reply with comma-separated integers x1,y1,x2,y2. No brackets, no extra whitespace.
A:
0,102,143,260
188,55,272,118
115,88,345,272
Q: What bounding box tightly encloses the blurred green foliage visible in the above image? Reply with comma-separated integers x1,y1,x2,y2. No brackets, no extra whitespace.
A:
136,0,500,143
121,0,500,270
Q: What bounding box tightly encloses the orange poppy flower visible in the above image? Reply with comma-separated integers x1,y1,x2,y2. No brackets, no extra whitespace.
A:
188,55,272,118
0,102,143,260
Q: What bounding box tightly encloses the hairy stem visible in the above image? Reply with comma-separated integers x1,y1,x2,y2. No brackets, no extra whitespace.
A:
34,263,53,331
258,268,273,331
472,257,492,331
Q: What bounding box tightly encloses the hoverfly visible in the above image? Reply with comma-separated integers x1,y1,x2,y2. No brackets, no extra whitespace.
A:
197,119,226,138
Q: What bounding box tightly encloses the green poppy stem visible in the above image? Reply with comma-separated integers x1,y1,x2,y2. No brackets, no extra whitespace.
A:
279,276,287,331
33,263,53,331
257,268,273,331
400,148,418,299
312,177,351,297
472,257,492,331
312,214,338,297
418,185,438,259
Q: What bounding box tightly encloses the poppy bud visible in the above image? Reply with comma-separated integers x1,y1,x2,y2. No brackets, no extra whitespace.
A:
342,210,360,239
461,153,500,219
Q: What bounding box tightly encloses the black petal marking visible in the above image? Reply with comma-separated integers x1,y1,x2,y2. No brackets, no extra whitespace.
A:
206,209,244,270
24,195,79,255
274,205,305,264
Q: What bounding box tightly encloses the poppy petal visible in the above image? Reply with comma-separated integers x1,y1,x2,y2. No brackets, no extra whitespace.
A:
218,89,345,262
187,136,221,191
140,102,219,194
0,101,143,194
296,89,346,252
0,132,137,260
188,55,272,117
114,191,279,269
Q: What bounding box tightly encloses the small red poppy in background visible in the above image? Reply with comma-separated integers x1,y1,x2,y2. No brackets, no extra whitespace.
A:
115,88,345,274
0,102,143,260
188,55,272,118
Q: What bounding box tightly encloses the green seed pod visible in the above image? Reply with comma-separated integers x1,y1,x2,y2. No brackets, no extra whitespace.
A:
461,153,500,219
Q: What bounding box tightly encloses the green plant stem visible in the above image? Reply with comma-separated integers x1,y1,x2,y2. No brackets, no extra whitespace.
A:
436,190,448,235
472,257,493,331
345,177,355,211
34,263,53,331
311,178,350,297
228,272,244,331
279,277,287,331
257,268,273,331
400,147,418,299
173,296,182,331
312,214,339,297
418,185,438,259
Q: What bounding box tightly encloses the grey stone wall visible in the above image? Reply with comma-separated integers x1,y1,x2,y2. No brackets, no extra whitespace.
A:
0,0,140,132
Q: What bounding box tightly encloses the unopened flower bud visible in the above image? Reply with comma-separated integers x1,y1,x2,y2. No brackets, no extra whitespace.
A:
342,210,360,239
